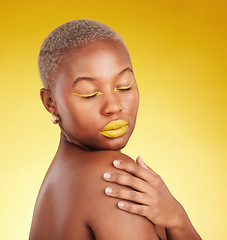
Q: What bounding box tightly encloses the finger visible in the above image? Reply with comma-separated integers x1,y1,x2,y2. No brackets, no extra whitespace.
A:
117,201,150,219
104,187,149,205
103,172,149,192
136,156,159,177
136,156,150,170
113,160,158,184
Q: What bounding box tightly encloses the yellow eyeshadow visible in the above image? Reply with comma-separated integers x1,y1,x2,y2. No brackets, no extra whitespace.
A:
71,91,103,98
114,80,133,91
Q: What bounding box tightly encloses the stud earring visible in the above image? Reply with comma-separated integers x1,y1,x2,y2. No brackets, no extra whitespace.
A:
51,115,60,124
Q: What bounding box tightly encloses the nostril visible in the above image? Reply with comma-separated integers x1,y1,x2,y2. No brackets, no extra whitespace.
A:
101,93,124,116
103,102,123,115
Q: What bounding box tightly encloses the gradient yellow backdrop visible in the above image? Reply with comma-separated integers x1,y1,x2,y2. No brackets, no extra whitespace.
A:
0,0,226,239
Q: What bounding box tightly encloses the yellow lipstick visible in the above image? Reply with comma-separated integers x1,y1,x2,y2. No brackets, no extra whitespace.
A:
101,120,128,138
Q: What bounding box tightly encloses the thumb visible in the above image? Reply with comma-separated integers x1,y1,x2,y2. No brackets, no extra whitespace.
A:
136,156,150,170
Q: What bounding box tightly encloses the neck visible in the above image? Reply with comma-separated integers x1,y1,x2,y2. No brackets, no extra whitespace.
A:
59,132,122,153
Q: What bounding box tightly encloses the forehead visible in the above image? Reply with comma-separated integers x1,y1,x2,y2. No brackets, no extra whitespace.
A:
59,40,132,79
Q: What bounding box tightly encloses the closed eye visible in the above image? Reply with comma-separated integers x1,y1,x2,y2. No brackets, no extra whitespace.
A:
71,92,103,98
115,80,133,92
115,86,132,91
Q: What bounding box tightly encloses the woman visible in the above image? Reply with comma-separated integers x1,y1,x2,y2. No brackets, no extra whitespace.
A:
29,19,201,240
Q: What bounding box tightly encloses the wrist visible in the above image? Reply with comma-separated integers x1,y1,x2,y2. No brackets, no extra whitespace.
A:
174,204,189,229
166,205,202,240
169,200,189,230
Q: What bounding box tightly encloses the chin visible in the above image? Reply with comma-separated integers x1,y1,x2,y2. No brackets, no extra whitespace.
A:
99,135,130,151
103,143,126,151
81,130,133,151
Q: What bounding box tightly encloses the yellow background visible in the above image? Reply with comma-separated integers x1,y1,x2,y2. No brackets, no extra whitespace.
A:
0,0,226,239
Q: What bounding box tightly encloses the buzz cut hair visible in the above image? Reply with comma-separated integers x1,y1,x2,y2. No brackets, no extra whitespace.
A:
38,19,125,90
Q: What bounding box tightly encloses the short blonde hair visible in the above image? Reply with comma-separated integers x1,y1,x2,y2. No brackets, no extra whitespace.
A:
38,19,124,89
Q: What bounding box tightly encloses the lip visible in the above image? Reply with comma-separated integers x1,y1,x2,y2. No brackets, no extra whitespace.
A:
101,120,128,138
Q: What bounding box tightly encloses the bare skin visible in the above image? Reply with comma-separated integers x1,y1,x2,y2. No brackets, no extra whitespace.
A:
30,38,201,239
103,157,202,240
30,39,161,239
29,137,161,239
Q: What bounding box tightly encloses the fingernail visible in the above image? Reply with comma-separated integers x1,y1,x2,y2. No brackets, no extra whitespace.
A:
118,202,124,208
103,172,111,179
138,156,143,162
113,160,120,167
138,156,146,166
105,187,112,195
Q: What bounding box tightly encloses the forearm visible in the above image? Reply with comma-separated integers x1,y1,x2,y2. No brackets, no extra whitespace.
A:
166,208,202,240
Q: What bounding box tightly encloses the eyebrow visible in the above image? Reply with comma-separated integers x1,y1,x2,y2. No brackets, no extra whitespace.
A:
73,67,133,86
73,77,95,86
118,67,134,76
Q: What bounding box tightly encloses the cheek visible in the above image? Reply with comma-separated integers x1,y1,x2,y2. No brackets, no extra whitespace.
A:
60,98,100,128
123,91,139,114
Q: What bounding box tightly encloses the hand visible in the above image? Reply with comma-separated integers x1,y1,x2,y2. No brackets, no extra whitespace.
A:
103,157,186,229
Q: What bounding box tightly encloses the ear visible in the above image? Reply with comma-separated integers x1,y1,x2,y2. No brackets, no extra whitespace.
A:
40,88,57,115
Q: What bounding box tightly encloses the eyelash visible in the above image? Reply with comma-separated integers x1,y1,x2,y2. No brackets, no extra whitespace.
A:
115,87,132,92
72,84,132,99
83,87,131,98
84,92,101,98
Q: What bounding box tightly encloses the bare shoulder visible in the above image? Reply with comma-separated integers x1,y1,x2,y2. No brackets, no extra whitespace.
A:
79,150,160,240
30,150,159,240
29,151,96,240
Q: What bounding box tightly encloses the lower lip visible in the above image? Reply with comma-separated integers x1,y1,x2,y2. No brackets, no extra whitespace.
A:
101,125,128,138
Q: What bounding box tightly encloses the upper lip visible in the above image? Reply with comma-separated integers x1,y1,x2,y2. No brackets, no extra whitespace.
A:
101,120,128,131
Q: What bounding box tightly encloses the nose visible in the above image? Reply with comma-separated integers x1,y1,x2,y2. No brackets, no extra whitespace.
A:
101,93,123,116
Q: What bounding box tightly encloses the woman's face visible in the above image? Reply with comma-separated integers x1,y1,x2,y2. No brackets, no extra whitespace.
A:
53,40,139,151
